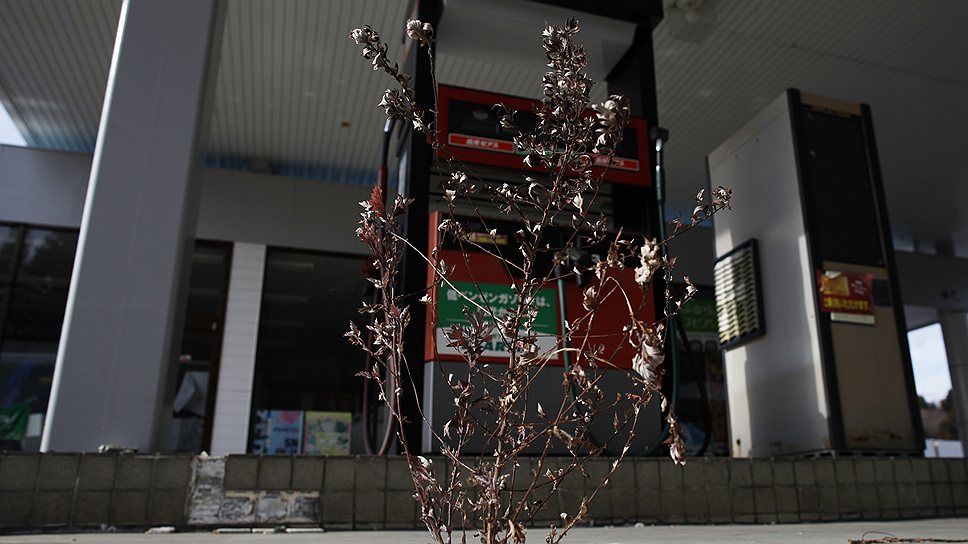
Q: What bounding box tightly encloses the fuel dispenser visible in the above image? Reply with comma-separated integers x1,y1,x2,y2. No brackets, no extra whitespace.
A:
708,90,923,457
419,85,661,454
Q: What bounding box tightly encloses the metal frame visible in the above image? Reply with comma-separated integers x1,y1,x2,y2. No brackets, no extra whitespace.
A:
714,238,766,350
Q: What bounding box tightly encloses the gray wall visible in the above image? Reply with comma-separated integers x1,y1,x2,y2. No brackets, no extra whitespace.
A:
0,145,370,256
895,251,968,312
0,145,90,228
197,168,369,255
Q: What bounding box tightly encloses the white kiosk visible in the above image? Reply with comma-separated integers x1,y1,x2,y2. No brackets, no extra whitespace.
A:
708,90,923,457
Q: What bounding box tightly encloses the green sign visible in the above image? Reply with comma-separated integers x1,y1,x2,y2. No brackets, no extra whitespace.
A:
0,399,32,442
679,297,717,335
436,281,559,359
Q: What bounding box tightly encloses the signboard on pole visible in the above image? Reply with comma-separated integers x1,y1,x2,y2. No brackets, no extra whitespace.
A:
817,270,875,325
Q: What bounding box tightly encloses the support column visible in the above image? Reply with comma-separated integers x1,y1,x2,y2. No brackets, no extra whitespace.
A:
42,0,226,452
605,22,661,235
403,0,442,452
209,243,266,455
938,311,968,454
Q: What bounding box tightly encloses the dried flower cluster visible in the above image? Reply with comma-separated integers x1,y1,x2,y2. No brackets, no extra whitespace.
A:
350,25,430,134
349,17,730,544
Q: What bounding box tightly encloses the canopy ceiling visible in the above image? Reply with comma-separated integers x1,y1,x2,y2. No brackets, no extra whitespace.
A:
1,0,966,253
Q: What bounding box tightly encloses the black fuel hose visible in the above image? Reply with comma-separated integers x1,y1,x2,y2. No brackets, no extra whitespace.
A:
362,119,398,456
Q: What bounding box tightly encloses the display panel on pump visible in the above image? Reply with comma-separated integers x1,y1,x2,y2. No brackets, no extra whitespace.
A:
424,212,655,368
436,85,652,187
420,211,661,454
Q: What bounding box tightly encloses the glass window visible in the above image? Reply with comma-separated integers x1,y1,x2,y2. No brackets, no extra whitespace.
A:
249,248,367,454
0,225,19,283
673,286,730,457
0,227,78,450
168,242,232,453
0,225,21,346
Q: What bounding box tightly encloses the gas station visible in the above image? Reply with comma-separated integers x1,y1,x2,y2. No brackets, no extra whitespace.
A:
0,0,967,531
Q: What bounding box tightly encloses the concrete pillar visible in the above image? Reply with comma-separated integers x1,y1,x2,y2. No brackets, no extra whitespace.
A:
42,0,226,452
210,243,266,455
605,24,661,235
938,311,968,454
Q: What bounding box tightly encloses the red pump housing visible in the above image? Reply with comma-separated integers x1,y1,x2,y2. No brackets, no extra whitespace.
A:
436,85,652,187
424,211,655,370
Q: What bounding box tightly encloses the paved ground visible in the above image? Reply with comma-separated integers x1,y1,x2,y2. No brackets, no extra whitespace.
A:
1,519,967,544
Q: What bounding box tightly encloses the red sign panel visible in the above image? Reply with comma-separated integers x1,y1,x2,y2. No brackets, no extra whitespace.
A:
447,133,641,173
437,85,652,186
817,271,874,316
447,133,516,154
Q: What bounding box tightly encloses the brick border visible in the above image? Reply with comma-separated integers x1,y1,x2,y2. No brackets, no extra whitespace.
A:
1,453,965,531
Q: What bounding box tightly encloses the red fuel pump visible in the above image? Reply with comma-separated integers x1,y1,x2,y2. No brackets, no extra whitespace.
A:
420,85,661,454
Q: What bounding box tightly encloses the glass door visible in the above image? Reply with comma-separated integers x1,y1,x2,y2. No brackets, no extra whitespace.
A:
169,241,232,453
248,248,367,454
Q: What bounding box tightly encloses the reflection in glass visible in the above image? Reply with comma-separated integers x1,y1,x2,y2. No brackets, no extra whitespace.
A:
0,227,78,450
168,242,231,453
249,249,367,453
0,225,18,285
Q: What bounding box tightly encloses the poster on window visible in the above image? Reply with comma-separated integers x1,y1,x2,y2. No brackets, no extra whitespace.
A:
302,411,351,455
251,410,304,454
817,270,875,325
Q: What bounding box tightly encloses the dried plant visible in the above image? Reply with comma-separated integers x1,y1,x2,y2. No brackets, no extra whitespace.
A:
348,18,731,544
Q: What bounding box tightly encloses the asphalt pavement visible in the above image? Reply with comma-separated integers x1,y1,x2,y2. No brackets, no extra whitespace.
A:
1,518,967,544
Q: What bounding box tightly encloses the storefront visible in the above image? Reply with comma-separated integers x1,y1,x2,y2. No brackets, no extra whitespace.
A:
0,145,374,454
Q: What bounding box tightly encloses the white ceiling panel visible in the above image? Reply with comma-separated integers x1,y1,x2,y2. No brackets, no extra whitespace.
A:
0,0,120,151
652,0,968,252
0,0,966,252
207,0,410,183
